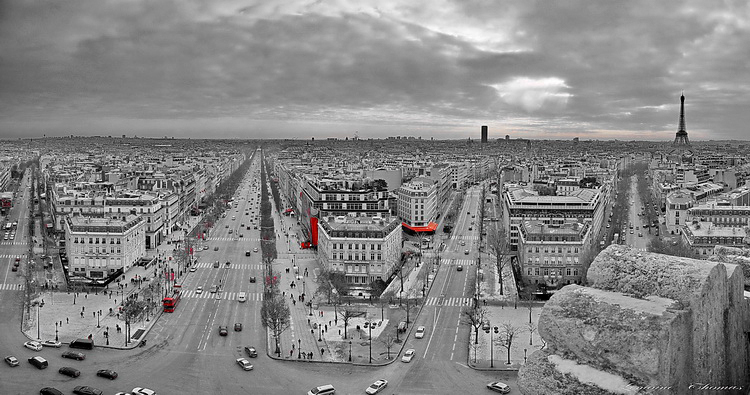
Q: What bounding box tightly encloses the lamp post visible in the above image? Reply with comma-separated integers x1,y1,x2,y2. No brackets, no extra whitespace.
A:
309,301,313,316
318,323,322,341
348,340,352,362
490,325,498,368
55,321,58,342
298,338,301,359
368,322,372,364
524,348,528,365
36,302,42,340
97,310,101,328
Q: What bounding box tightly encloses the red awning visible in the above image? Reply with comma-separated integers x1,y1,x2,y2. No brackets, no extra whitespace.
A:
285,208,293,213
401,222,438,233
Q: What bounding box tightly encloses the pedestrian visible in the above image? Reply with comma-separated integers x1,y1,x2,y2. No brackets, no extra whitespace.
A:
321,347,324,355
309,351,313,359
290,349,293,357
66,317,69,324
325,324,327,331
307,318,310,325
293,299,296,306
80,311,84,318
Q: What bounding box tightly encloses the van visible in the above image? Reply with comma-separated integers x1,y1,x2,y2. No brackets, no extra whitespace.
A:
238,292,247,303
308,384,335,395
28,356,49,369
69,338,94,350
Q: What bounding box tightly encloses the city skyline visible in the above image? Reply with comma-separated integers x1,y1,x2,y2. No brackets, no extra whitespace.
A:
2,1,750,140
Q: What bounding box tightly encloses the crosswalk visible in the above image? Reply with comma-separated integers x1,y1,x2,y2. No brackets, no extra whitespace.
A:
0,283,26,291
181,290,263,301
0,254,26,259
425,297,473,306
0,242,25,246
205,237,260,242
451,235,480,241
440,258,475,266
193,262,264,270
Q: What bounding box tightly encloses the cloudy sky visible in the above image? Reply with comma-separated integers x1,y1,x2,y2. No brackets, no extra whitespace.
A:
1,0,749,140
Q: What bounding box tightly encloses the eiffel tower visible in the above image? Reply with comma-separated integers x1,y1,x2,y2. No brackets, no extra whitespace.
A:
673,92,690,147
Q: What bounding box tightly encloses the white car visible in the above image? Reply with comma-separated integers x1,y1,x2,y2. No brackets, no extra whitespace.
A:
132,388,157,395
401,348,415,363
487,381,512,393
365,379,388,394
42,340,62,348
236,357,253,371
24,341,43,351
189,267,196,272
196,286,203,294
415,326,426,339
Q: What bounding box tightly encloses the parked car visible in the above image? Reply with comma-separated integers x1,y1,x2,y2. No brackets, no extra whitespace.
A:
236,357,253,371
96,369,118,380
72,386,103,395
61,351,86,361
244,346,258,358
24,341,43,351
365,379,388,395
59,366,81,378
234,323,243,331
42,340,62,348
219,326,228,336
401,349,415,363
415,326,426,339
487,381,512,393
4,355,19,367
40,388,64,395
28,356,48,369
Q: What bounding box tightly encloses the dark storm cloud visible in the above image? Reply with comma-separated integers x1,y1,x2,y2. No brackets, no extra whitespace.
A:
0,0,749,139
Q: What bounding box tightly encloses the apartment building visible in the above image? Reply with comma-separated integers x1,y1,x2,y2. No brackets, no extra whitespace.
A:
317,215,402,295
681,221,748,257
64,215,145,279
518,219,591,292
396,178,438,233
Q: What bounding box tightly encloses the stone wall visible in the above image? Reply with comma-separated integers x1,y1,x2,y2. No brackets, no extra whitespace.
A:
518,245,750,395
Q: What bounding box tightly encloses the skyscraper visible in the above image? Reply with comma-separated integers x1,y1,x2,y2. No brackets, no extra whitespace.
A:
481,125,488,143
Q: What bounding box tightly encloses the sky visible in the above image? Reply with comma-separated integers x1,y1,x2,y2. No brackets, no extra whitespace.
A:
1,0,749,141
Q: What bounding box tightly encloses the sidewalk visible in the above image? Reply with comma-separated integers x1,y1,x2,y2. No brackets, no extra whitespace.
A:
478,251,518,304
468,304,545,370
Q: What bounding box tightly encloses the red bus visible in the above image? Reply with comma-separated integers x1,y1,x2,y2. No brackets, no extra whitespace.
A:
163,284,182,313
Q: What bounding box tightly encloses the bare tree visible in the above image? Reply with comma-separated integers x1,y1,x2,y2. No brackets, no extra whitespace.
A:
379,332,397,359
462,305,487,345
399,297,420,326
337,309,359,339
260,287,291,357
527,322,537,346
378,290,395,321
496,322,522,365
315,268,347,304
395,253,409,305
469,337,480,364
487,224,512,295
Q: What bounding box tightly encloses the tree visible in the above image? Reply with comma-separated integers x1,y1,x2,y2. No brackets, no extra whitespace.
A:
260,287,291,357
379,332,397,359
462,305,487,345
337,309,359,339
648,236,696,259
488,224,512,295
399,298,420,326
315,268,347,304
496,322,522,365
377,290,395,321
527,322,537,346
395,253,409,305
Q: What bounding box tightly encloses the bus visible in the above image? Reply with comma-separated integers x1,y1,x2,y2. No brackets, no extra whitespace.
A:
163,284,182,313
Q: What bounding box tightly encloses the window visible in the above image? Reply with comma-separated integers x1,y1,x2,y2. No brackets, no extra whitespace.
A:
566,268,572,276
527,267,533,275
534,268,539,276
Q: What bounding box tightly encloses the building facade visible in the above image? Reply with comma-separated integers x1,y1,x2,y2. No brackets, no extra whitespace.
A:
64,215,145,279
396,178,438,232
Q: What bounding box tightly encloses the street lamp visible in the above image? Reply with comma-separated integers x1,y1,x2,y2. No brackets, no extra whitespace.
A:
309,301,313,316
97,310,101,328
368,322,372,364
55,322,58,342
318,324,322,341
348,340,352,362
524,348,528,364
298,338,301,359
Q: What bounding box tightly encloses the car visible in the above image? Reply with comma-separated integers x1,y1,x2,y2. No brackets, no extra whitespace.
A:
214,246,219,251
245,251,251,256
228,230,233,234
202,245,209,251
401,348,415,363
96,369,118,380
365,379,388,395
415,326,425,339
59,366,81,377
210,285,217,293
239,233,244,237
487,381,512,394
225,225,229,228
630,230,634,234
73,387,103,395
464,249,469,255
236,357,253,371
482,320,491,331
213,261,220,268
249,276,256,283
461,240,466,246
131,387,157,395
24,341,43,351
42,340,62,348
468,227,472,231
189,267,196,272
457,265,463,271
28,356,48,369
234,323,243,331
638,232,643,237
244,346,258,358
12,265,18,271
4,355,19,367
196,286,203,294
219,326,228,336
225,261,231,266
253,247,258,252
40,388,65,395
61,351,86,361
